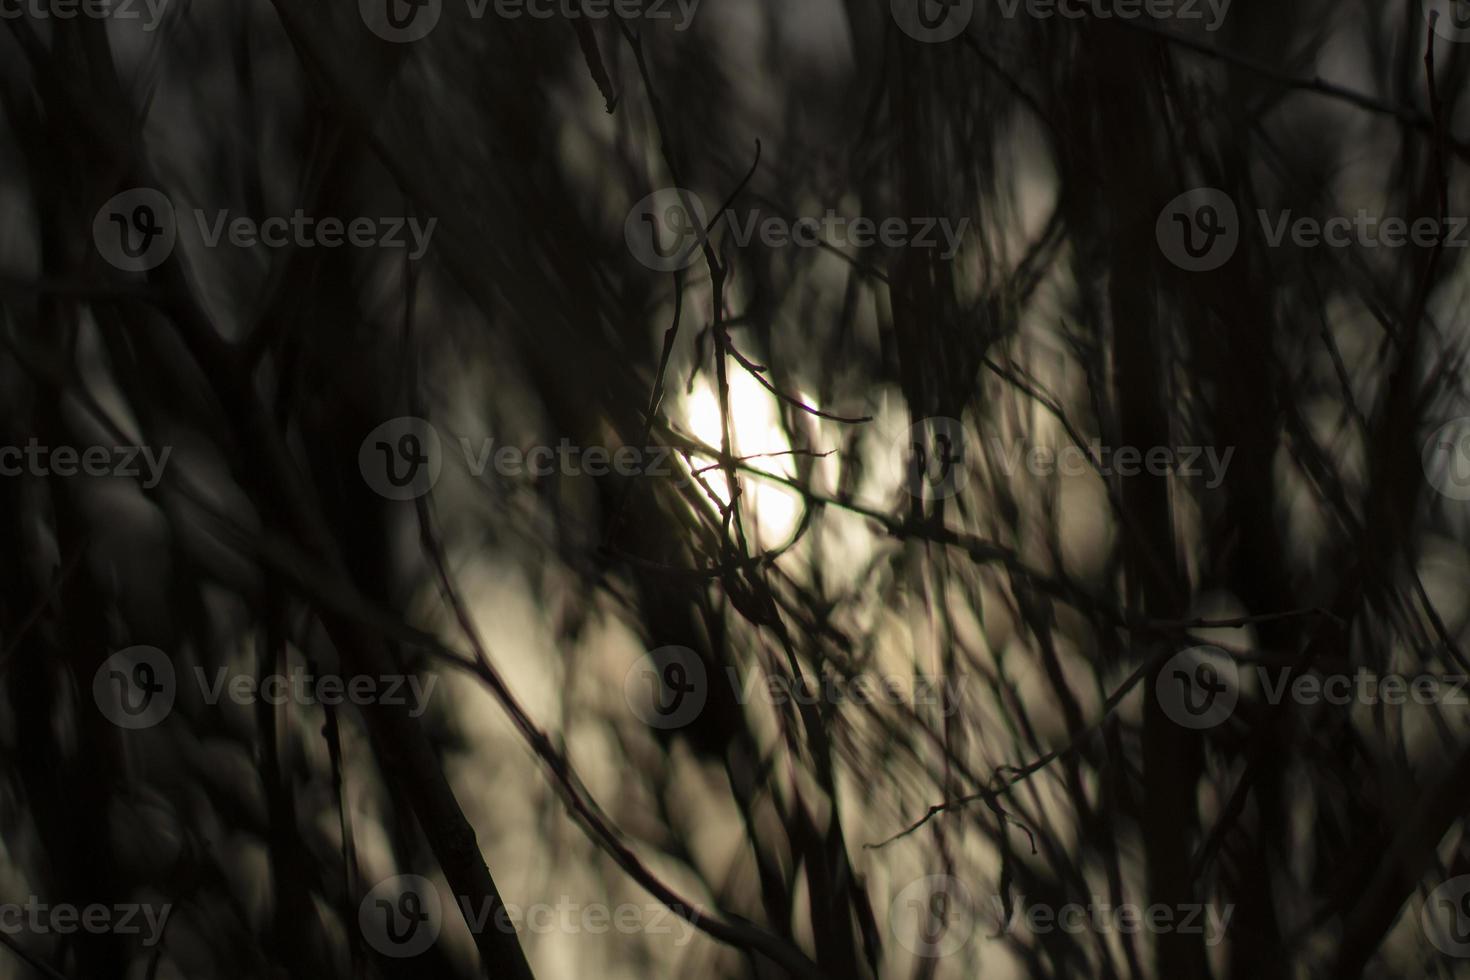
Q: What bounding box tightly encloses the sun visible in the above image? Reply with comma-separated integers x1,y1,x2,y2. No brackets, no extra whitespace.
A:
683,371,803,545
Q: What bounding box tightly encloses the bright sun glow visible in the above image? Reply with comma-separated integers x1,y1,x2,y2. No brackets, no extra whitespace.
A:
683,371,802,545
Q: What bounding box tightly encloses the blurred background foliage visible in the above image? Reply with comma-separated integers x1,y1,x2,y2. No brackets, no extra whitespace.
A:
0,0,1468,977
